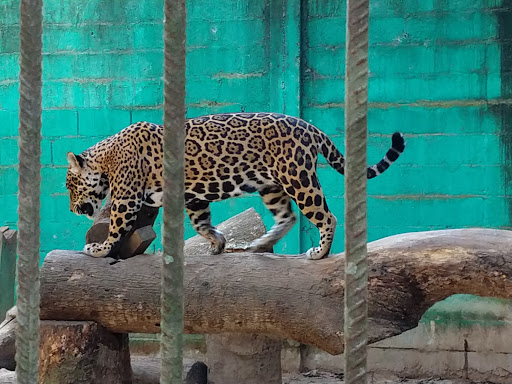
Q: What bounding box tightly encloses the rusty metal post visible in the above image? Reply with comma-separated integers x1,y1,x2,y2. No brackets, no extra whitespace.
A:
344,0,370,383
16,0,43,383
160,0,187,383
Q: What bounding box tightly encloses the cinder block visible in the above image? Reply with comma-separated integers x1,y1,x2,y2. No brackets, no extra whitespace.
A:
0,55,18,81
134,80,163,107
107,81,135,108
41,196,73,223
41,139,53,165
0,138,48,165
0,1,19,25
0,112,18,137
0,195,17,224
43,54,75,80
0,84,19,110
0,168,18,195
0,25,20,54
369,73,497,102
78,109,130,137
130,51,163,78
41,167,68,195
0,139,17,166
43,82,109,109
131,109,162,125
43,0,162,24
44,24,133,52
364,165,503,196
42,110,79,137
187,20,266,47
366,106,498,135
52,137,101,165
186,76,268,105
132,24,164,50
187,46,266,77
187,1,266,22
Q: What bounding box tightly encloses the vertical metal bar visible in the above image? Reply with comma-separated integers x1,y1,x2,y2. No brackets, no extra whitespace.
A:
160,0,186,383
16,0,43,382
343,0,369,383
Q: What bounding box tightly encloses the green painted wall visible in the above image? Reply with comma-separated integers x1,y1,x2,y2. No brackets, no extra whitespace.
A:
0,0,510,261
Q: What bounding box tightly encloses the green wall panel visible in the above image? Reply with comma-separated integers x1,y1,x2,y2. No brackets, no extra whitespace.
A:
0,0,510,263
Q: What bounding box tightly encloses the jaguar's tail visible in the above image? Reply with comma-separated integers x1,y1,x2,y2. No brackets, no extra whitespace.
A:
317,131,406,179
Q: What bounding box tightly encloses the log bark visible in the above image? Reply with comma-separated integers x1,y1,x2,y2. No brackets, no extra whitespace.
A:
39,321,132,384
40,227,512,355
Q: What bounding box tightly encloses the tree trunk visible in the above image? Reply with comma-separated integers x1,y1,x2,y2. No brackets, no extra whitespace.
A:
0,320,131,384
39,321,132,384
40,227,512,355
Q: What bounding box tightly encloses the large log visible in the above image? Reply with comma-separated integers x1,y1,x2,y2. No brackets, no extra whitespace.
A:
40,228,512,355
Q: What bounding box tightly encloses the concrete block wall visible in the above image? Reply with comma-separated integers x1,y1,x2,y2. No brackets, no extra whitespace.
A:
1,0,510,256
299,0,510,251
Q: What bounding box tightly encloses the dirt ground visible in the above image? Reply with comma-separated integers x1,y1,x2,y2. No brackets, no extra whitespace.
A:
131,355,486,384
0,358,489,384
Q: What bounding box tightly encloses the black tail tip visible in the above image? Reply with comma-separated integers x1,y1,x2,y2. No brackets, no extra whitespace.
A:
392,132,405,152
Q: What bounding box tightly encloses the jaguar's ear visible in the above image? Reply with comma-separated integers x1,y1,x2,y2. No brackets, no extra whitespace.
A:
67,152,84,174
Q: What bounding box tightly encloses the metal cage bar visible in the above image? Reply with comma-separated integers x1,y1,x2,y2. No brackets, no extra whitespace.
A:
343,0,370,383
160,0,187,383
16,0,43,382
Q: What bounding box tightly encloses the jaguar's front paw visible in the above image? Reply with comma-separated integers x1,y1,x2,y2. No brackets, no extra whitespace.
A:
83,242,111,258
305,246,327,260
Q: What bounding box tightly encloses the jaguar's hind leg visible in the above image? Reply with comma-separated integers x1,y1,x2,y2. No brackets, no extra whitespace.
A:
186,200,226,254
249,185,297,252
288,176,337,260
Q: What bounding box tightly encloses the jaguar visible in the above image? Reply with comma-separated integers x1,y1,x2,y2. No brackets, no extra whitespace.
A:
66,112,405,259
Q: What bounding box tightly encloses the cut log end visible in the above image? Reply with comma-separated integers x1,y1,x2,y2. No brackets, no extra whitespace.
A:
39,321,132,384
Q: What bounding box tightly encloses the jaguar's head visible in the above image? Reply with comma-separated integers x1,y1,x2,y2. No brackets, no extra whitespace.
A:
65,152,109,220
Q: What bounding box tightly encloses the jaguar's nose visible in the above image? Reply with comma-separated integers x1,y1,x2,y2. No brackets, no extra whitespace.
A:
80,203,94,217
